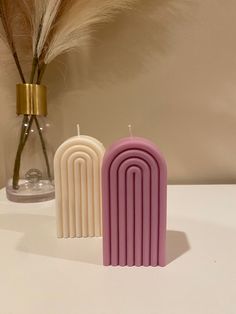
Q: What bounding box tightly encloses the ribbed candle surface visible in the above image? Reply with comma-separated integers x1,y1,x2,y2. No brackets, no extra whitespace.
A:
102,137,167,266
54,132,105,238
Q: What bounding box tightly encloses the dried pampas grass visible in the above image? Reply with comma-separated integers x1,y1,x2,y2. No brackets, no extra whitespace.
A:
0,0,16,53
42,0,138,64
0,0,31,82
0,0,138,81
0,0,139,193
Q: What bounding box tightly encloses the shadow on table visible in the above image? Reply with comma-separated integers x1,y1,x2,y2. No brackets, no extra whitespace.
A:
166,230,190,265
0,213,102,265
0,213,190,266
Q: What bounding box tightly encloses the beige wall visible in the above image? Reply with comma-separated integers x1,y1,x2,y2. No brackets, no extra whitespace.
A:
0,0,236,187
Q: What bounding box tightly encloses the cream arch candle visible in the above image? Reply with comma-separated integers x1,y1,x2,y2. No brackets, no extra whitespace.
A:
54,125,105,238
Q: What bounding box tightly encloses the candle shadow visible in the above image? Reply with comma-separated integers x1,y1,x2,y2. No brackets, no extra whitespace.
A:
0,213,102,265
0,213,189,266
166,230,190,265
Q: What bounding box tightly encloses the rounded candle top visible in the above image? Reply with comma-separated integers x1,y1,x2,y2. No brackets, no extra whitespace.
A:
103,136,167,170
57,124,104,152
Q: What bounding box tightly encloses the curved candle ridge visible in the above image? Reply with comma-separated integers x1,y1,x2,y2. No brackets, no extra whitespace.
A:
102,137,167,267
54,136,105,238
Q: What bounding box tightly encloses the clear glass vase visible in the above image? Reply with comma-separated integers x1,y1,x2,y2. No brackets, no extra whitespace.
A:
5,84,55,203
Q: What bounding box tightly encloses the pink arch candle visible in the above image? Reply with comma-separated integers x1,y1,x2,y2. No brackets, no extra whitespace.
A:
102,137,167,267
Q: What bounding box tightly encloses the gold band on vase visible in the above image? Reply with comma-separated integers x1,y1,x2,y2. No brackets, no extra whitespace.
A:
16,84,47,116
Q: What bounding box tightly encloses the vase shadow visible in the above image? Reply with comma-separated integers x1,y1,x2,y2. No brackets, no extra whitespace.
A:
0,213,190,266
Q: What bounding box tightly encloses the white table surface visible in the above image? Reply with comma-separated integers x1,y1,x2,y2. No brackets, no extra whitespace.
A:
0,185,236,314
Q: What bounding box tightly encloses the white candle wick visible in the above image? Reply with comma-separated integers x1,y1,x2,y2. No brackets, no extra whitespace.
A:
128,124,133,138
77,124,80,136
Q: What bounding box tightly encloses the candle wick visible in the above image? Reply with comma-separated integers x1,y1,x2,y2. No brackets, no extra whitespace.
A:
128,124,133,138
77,124,80,136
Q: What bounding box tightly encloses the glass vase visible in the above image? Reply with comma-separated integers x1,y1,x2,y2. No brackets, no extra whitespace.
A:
5,84,55,203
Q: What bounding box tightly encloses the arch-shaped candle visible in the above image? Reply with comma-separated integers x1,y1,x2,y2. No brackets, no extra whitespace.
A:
54,127,105,238
102,137,167,266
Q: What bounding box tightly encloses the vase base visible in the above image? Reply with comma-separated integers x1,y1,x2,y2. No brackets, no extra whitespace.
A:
6,179,55,203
